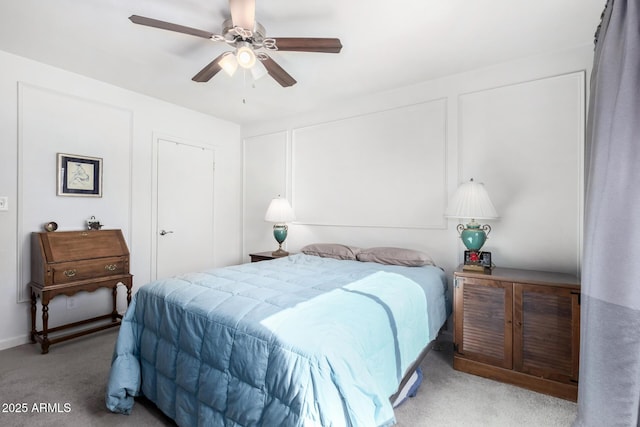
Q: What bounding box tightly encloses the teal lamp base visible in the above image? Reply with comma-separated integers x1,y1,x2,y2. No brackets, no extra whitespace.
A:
458,220,492,271
457,219,492,251
272,224,289,257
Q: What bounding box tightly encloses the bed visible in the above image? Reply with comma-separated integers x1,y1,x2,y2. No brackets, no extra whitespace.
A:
105,251,449,426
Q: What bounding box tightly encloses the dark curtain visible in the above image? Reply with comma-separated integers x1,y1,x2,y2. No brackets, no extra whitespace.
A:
573,0,640,426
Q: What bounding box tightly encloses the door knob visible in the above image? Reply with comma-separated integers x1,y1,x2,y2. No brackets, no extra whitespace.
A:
160,230,174,236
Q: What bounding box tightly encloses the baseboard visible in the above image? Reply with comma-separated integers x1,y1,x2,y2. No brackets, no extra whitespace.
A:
0,334,31,351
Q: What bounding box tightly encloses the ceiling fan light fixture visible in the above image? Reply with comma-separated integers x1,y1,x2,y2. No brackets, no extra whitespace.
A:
236,45,256,69
250,59,268,80
129,1,342,88
219,52,238,76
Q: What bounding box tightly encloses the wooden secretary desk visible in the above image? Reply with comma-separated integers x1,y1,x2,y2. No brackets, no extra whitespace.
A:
29,229,133,354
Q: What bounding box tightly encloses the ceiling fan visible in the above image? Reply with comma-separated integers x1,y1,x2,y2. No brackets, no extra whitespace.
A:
129,0,343,87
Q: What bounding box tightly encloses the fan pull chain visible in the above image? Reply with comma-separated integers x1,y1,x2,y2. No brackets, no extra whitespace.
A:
242,69,248,104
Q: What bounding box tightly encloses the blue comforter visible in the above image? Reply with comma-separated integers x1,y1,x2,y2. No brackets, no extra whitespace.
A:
105,254,448,426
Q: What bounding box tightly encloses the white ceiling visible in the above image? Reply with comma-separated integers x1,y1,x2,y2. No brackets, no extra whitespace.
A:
0,0,605,125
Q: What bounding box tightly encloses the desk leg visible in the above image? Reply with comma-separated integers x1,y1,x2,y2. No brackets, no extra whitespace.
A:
126,283,132,306
111,286,119,322
41,302,50,354
30,291,37,343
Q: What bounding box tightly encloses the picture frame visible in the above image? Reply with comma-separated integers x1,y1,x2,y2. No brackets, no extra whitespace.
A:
57,153,103,197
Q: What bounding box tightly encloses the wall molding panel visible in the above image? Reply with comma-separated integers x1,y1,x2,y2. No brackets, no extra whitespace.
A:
458,71,585,274
242,131,289,257
16,82,133,302
291,99,448,229
242,46,593,276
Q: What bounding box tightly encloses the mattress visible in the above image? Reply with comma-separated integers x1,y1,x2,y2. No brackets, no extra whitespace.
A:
105,254,448,426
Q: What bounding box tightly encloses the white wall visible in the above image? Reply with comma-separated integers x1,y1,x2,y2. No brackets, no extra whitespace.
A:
0,50,242,350
0,44,592,350
242,45,592,279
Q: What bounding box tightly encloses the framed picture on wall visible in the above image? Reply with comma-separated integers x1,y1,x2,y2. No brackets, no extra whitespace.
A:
57,153,103,197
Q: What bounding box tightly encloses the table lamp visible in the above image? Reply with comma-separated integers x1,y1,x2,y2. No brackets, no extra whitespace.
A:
264,196,296,257
445,178,498,259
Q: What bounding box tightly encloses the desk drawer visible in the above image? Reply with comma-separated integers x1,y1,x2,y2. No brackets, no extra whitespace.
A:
51,257,127,284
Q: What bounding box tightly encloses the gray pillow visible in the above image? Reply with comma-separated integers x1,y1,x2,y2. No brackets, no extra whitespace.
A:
357,247,435,267
301,243,361,260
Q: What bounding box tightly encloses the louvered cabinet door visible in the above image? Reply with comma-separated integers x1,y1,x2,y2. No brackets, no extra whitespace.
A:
513,283,580,384
453,267,580,400
454,276,513,369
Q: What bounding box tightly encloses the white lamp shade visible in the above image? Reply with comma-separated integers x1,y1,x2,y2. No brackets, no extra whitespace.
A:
219,53,238,76
445,179,498,220
250,59,268,80
264,197,296,223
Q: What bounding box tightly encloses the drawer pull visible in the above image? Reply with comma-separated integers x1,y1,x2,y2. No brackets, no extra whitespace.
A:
63,269,77,277
105,264,118,271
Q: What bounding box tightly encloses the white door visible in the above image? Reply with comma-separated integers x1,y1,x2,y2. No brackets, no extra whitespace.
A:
156,139,215,279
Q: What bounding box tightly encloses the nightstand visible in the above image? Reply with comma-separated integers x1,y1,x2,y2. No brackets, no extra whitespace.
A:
249,251,292,262
453,266,580,401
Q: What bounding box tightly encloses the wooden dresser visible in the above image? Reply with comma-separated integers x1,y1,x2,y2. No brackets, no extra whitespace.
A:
453,266,580,401
29,229,133,353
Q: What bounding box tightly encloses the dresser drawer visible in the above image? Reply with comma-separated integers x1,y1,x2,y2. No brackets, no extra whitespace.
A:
50,257,127,285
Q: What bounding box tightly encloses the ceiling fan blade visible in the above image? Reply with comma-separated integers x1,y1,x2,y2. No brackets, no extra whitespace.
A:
262,56,297,87
229,0,255,30
129,15,214,39
273,38,343,53
192,53,227,82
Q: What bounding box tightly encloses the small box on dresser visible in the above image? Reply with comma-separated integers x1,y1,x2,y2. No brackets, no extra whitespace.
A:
453,266,580,401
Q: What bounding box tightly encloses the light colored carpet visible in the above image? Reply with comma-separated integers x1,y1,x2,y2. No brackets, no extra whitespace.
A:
0,329,576,426
394,342,577,426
